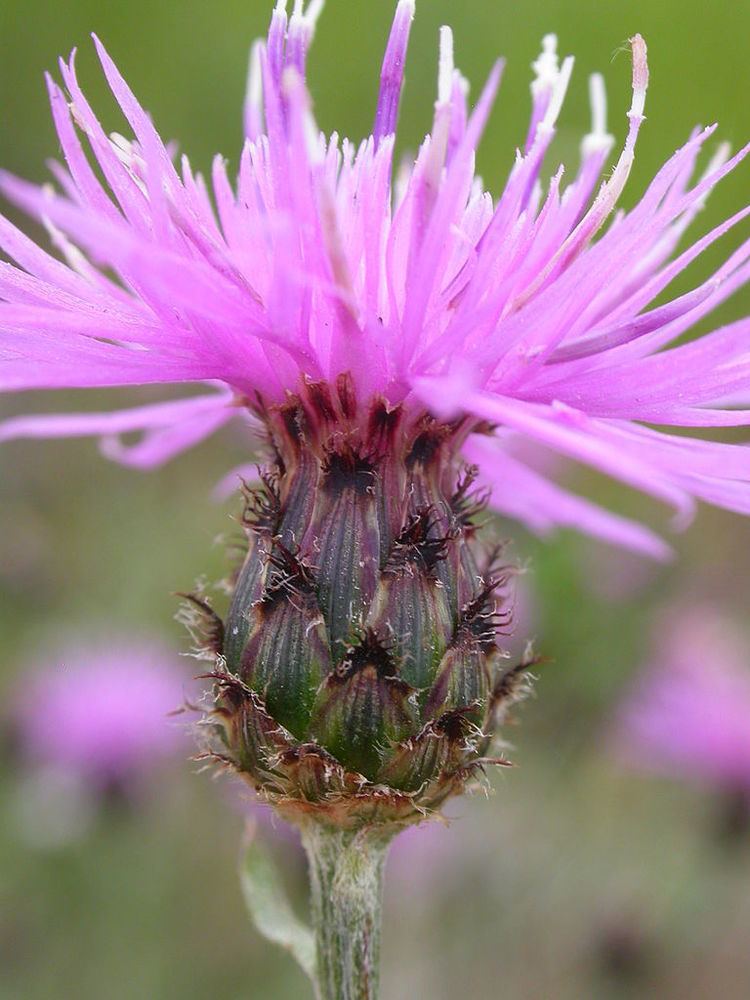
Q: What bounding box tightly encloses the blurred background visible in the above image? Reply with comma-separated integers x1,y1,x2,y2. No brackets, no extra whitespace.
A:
2,0,750,997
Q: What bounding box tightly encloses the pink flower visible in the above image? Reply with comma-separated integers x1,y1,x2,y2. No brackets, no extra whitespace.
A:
1,1,750,557
11,635,187,790
386,820,458,891
611,608,750,796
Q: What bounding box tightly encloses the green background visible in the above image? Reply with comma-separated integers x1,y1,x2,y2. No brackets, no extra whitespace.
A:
2,1,750,997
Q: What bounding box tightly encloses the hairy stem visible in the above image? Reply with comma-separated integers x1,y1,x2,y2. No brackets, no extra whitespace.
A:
301,823,395,1000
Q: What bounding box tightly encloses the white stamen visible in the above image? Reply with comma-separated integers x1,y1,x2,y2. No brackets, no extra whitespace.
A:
109,132,134,161
582,72,613,155
438,25,454,106
304,0,325,29
470,176,485,201
394,155,412,210
304,110,324,166
590,73,607,137
274,0,288,15
629,34,648,119
108,133,147,190
247,39,263,112
704,140,732,178
531,34,559,95
540,54,574,132
290,0,324,30
509,38,651,312
303,115,324,164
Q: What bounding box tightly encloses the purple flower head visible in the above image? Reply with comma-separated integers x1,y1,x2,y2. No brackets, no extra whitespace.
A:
611,607,750,797
1,1,750,557
11,635,186,793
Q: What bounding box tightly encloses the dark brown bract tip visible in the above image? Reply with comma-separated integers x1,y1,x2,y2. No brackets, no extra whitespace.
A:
263,544,317,601
434,706,480,743
322,442,375,493
455,578,511,652
337,628,399,681
367,399,403,453
335,372,358,421
450,464,491,530
406,418,453,469
176,592,225,657
240,469,281,534
303,378,338,426
388,506,453,573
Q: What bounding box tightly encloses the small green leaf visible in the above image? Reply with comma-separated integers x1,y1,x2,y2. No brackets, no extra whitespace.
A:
239,825,316,982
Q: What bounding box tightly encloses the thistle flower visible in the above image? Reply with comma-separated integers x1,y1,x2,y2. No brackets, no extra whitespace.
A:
611,607,750,800
1,0,750,844
7,635,185,847
7,4,750,994
10,635,186,794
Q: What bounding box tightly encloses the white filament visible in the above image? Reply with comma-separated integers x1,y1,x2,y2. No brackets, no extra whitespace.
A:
590,73,607,137
246,41,263,111
629,34,648,119
540,54,574,132
531,34,559,96
291,0,325,31
304,0,325,29
438,25,454,106
582,72,614,155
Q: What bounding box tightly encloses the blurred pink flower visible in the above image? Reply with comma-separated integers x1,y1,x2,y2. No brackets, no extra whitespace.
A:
386,820,458,890
611,608,750,795
12,635,187,792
